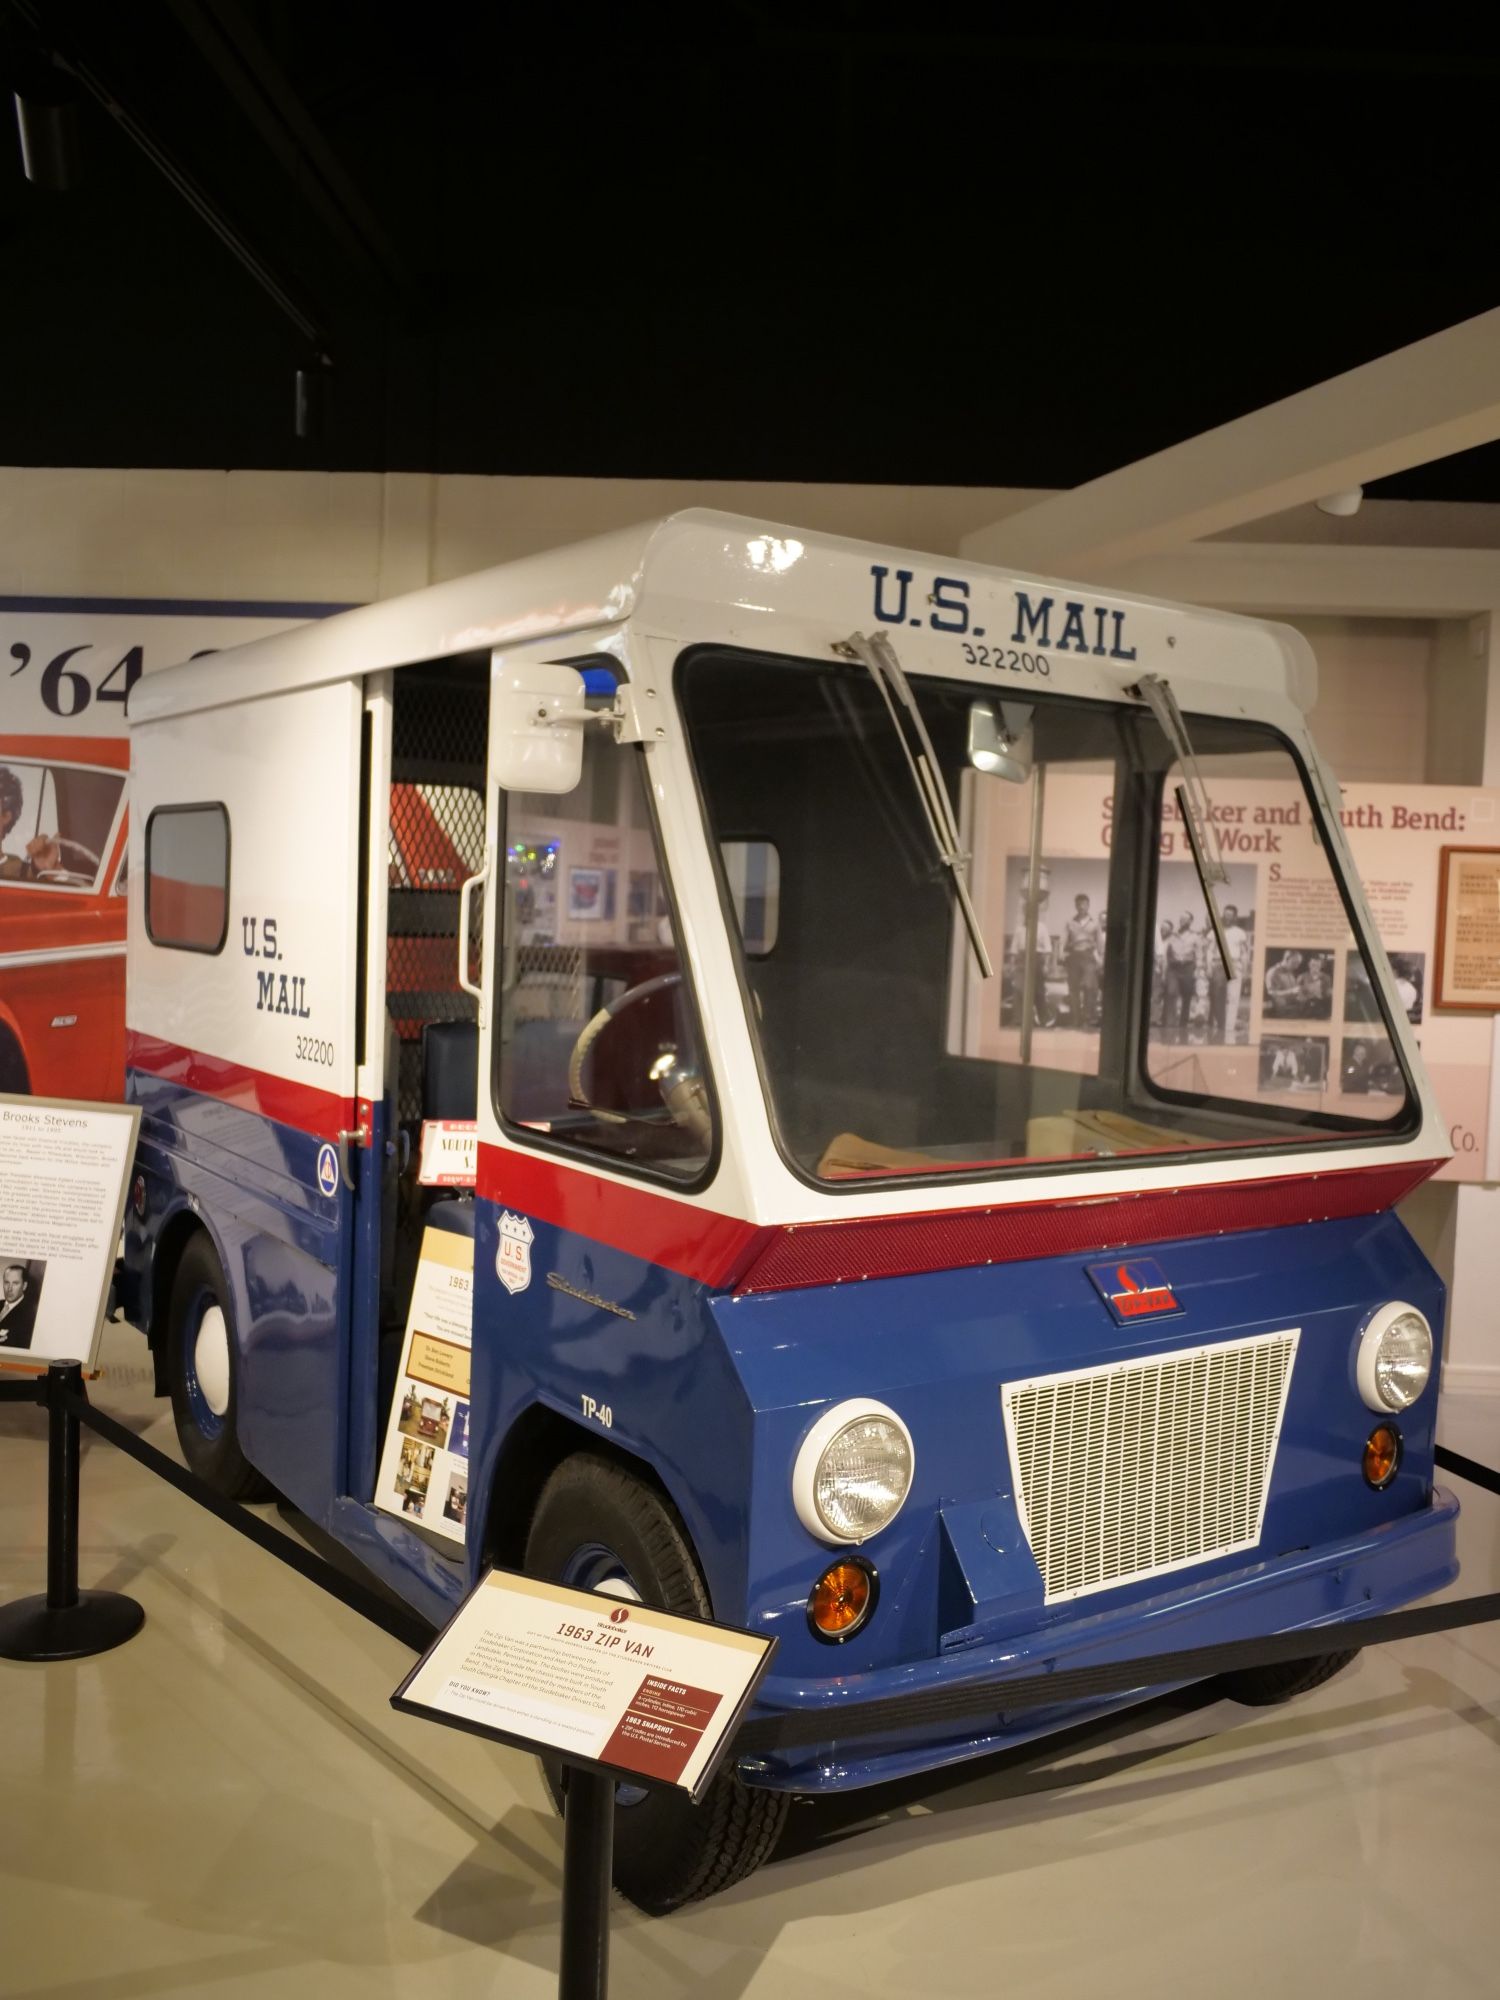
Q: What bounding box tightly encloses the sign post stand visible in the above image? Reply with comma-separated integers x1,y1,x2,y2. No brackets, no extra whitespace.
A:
0,1359,144,1661
392,1567,777,2000
558,1765,615,2000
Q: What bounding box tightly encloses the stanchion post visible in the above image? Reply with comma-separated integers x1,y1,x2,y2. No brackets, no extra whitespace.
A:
557,1764,615,2000
45,1359,83,1613
0,1357,145,1662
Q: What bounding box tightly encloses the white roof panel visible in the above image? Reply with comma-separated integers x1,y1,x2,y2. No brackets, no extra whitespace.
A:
128,508,1317,723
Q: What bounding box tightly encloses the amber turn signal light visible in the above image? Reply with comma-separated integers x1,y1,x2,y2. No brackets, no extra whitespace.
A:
808,1559,876,1641
1363,1423,1402,1490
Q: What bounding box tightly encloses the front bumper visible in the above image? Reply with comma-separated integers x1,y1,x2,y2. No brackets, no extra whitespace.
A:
736,1486,1459,1793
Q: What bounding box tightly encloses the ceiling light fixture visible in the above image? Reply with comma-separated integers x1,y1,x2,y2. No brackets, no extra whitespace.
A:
13,54,83,192
1315,486,1364,518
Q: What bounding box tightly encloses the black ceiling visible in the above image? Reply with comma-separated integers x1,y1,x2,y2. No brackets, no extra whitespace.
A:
3,5,1500,501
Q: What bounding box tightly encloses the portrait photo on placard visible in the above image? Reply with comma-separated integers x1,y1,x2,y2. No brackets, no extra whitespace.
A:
999,855,1110,1032
1258,1036,1329,1093
1345,949,1425,1026
1149,862,1258,1047
397,1386,453,1451
396,1437,436,1517
1263,947,1335,1021
1341,1034,1405,1097
0,1255,45,1349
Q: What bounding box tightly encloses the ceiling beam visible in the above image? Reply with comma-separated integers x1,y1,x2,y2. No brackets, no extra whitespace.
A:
1086,542,1500,618
960,307,1500,573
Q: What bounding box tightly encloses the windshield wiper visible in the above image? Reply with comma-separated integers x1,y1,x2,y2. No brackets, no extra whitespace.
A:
1131,672,1234,980
836,630,994,980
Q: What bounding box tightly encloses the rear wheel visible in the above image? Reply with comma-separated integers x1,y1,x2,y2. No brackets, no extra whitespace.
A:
166,1233,273,1502
1220,1648,1360,1706
523,1452,788,1914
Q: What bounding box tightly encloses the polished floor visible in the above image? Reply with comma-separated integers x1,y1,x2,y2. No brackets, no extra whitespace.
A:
1,1321,1497,2000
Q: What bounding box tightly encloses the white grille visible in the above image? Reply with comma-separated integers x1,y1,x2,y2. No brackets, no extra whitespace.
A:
1002,1330,1299,1604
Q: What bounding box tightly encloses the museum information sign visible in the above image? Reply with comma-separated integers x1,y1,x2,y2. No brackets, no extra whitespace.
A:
956,777,1500,1179
0,1094,139,1366
393,1569,776,1798
374,1225,474,1545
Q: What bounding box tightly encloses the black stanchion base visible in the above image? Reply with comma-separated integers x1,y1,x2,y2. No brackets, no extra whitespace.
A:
0,1589,145,1662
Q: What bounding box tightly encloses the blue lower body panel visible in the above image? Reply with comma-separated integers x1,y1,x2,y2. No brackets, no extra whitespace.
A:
739,1486,1458,1792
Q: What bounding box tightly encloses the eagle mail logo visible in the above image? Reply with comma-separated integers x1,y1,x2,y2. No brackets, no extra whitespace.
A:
1086,1257,1184,1322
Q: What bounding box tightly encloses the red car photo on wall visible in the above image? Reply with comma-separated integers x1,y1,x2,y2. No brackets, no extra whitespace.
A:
0,734,129,1101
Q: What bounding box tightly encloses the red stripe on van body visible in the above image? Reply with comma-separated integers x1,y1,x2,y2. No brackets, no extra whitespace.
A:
474,1144,1440,1294
475,1143,761,1286
126,1031,353,1143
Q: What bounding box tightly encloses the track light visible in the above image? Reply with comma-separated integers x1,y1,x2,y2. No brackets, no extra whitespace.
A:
13,56,83,192
294,356,332,440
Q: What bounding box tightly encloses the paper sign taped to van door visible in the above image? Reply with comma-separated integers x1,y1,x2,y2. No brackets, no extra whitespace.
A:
418,1120,477,1187
374,1225,474,1547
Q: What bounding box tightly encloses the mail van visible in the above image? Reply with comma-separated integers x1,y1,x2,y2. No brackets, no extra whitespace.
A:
120,511,1457,1911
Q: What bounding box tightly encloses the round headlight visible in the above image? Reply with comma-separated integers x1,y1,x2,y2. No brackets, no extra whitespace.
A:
792,1398,915,1545
1356,1302,1433,1413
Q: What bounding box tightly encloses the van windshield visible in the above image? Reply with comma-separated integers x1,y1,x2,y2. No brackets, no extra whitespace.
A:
680,646,1418,1186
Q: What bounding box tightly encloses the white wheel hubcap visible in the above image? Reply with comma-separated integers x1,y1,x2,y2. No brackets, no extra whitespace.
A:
194,1305,231,1417
595,1577,642,1602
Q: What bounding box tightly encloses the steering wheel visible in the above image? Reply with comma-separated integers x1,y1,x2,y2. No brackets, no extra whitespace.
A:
35,868,94,887
567,972,711,1144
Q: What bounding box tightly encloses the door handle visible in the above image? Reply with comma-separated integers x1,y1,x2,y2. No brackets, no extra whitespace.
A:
338,1125,367,1192
457,849,493,1003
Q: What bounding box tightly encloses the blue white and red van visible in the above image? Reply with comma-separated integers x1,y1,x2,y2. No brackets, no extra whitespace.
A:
119,512,1456,1911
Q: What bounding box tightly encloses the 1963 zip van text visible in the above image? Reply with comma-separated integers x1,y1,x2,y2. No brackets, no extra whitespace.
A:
119,512,1457,1910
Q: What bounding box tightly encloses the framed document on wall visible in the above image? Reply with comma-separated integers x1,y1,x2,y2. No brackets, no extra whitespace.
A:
1435,846,1500,1011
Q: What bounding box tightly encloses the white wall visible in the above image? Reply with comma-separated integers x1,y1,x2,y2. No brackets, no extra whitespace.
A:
1291,615,1435,784
0,466,1039,604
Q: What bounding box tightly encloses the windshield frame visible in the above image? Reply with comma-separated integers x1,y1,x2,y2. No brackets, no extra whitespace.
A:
676,640,1423,1198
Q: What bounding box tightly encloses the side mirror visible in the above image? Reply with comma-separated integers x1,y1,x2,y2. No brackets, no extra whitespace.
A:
968,700,1034,784
491,658,588,794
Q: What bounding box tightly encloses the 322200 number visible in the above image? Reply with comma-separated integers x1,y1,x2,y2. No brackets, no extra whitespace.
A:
295,1036,336,1068
961,642,1051,678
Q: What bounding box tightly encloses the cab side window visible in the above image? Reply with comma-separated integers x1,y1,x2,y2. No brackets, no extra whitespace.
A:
496,739,712,1180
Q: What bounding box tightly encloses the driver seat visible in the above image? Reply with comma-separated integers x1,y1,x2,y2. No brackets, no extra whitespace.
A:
421,1019,478,1122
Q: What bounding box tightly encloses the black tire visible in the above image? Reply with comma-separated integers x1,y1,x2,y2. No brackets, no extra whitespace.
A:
1220,1648,1360,1707
523,1453,788,1915
166,1232,273,1502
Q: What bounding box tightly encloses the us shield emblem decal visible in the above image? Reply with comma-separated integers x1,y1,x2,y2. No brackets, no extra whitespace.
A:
497,1211,534,1295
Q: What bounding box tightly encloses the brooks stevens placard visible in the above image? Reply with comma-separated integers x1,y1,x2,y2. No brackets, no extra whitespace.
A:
0,1095,140,1366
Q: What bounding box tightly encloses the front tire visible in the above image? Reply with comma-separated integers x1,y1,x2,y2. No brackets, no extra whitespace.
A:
523,1452,788,1914
1220,1648,1360,1707
166,1233,273,1502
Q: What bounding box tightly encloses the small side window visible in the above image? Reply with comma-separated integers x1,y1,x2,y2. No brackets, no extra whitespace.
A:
720,839,780,956
146,804,230,953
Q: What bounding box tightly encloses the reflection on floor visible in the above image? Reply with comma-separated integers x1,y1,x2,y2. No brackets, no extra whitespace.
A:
1,1318,1497,1999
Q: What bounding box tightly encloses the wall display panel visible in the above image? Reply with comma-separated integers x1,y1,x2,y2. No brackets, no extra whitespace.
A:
954,773,1500,1180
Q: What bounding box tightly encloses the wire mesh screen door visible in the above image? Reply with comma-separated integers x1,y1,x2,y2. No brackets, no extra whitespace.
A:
386,663,490,1125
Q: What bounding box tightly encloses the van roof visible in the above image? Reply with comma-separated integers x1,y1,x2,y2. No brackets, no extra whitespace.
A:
127,507,1317,724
